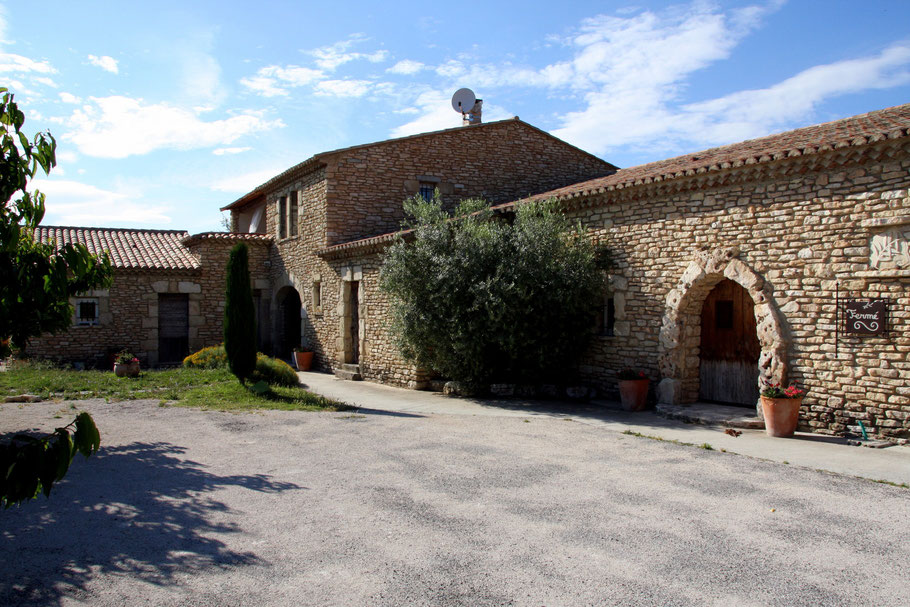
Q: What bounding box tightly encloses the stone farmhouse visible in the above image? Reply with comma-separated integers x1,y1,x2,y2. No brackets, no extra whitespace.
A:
26,104,910,439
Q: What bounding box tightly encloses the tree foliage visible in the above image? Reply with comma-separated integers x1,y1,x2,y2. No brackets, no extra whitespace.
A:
224,243,256,383
0,88,108,507
0,88,112,357
1,412,100,508
380,195,608,387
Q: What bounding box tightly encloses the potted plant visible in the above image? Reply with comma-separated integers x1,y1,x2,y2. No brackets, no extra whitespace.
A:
292,346,314,371
759,381,805,437
113,350,140,377
617,369,649,411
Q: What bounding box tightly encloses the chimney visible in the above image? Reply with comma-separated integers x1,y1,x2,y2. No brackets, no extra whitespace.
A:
463,99,482,126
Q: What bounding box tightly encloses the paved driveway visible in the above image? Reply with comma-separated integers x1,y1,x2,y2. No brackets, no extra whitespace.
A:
1,399,908,606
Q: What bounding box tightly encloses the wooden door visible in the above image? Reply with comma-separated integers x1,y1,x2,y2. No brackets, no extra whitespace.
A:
350,281,360,364
158,294,189,364
699,279,760,406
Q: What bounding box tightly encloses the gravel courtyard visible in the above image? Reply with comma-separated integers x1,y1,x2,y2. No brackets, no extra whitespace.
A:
1,399,908,606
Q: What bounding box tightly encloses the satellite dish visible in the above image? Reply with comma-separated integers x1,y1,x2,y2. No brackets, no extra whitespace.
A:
451,88,476,114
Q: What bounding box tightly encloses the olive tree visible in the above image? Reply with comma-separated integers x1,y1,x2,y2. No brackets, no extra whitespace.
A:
380,194,608,387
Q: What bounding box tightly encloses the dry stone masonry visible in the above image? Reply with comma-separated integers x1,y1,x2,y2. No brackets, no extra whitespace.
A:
24,107,910,440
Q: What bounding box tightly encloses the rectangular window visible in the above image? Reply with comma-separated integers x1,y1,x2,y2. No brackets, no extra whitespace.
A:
75,298,99,326
605,297,615,336
419,183,435,202
289,191,299,237
312,281,322,314
594,296,615,336
278,196,287,239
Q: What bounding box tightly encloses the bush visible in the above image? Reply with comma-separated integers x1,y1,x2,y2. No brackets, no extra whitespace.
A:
184,345,298,387
252,354,298,387
381,195,608,386
183,344,228,369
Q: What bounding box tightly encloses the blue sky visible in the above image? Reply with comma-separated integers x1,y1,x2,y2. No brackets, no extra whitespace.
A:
3,0,909,234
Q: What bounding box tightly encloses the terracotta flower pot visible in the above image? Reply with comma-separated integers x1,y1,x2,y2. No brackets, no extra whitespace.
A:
760,396,802,437
293,351,314,371
618,379,649,411
114,361,140,378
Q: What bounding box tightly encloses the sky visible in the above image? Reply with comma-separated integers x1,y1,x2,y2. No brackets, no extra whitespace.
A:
3,0,909,234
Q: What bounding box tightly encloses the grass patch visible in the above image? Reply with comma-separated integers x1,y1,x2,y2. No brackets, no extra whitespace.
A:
871,479,909,489
173,379,351,412
622,430,713,451
1,360,349,412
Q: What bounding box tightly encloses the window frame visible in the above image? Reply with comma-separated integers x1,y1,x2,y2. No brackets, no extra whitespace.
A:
277,196,287,239
289,190,299,237
75,297,100,326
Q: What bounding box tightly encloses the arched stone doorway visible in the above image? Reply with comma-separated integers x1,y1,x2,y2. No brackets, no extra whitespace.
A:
657,248,787,414
276,286,302,359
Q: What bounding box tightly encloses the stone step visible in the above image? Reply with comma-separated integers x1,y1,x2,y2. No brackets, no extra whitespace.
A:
655,402,765,429
334,364,362,381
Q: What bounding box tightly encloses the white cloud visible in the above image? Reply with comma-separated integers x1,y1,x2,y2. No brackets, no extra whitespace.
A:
0,53,56,74
212,146,251,155
307,35,388,71
314,79,371,98
240,64,325,97
32,178,173,226
387,59,425,75
680,43,910,141
554,37,910,155
56,149,79,164
544,1,790,154
209,167,286,193
240,74,289,97
59,92,81,104
34,76,57,88
87,54,119,74
171,31,228,106
62,96,284,158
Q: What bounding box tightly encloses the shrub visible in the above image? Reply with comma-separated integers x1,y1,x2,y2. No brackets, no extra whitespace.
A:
184,345,298,387
252,354,298,387
183,344,228,369
381,195,608,386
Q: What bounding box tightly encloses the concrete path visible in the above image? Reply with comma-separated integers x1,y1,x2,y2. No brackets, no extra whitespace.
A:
298,371,910,486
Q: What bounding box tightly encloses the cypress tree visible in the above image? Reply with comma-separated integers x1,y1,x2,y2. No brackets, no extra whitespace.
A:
224,242,256,383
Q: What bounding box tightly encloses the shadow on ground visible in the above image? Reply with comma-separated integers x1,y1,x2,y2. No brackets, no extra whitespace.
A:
0,441,302,606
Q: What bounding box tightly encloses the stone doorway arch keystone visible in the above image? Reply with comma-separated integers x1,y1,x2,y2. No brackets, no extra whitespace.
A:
657,247,787,415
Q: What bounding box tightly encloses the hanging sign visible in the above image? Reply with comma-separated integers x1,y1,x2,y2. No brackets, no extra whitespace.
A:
844,299,888,335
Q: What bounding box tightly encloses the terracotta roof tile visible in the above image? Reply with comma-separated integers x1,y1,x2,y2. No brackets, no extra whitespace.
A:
34,226,200,271
496,103,910,207
181,232,273,247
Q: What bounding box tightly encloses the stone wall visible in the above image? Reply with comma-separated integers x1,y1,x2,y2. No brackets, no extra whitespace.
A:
26,235,272,368
322,120,613,244
184,235,272,353
26,270,203,368
567,140,910,439
243,122,612,376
